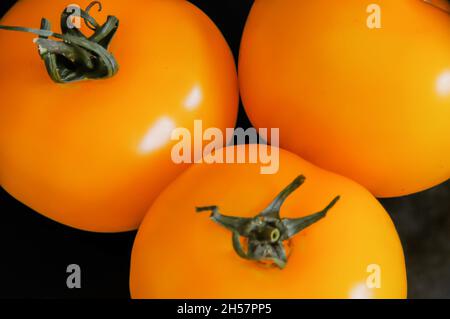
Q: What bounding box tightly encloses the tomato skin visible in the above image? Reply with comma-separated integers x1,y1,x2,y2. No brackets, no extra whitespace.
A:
239,0,450,197
0,0,238,232
130,146,407,299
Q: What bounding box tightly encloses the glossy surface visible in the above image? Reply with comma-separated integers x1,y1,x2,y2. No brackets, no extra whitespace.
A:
239,0,450,197
0,0,238,232
130,146,407,298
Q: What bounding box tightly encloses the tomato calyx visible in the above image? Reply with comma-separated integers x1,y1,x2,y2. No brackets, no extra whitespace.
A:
0,1,119,83
196,176,340,269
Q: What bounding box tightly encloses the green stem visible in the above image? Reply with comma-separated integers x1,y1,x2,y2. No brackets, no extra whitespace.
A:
0,25,59,38
197,175,341,269
255,226,280,243
0,1,119,83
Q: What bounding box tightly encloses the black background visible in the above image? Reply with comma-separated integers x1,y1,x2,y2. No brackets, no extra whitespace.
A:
0,0,449,299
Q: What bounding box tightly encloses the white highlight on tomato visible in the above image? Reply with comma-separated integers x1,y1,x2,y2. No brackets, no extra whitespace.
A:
138,116,176,154
183,85,203,111
349,282,374,299
436,70,450,97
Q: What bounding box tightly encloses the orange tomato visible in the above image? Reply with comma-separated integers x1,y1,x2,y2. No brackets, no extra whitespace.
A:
130,146,407,298
239,0,450,197
0,0,238,232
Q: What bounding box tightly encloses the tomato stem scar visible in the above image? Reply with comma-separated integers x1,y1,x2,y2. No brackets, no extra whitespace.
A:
0,1,119,83
196,175,341,269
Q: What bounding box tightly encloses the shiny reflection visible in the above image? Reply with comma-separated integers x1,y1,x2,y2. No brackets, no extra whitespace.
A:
436,70,450,97
138,116,176,154
349,282,373,299
183,85,203,111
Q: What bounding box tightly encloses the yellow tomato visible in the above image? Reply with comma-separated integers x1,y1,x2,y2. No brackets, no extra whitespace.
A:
239,0,450,197
0,0,238,232
130,146,407,298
